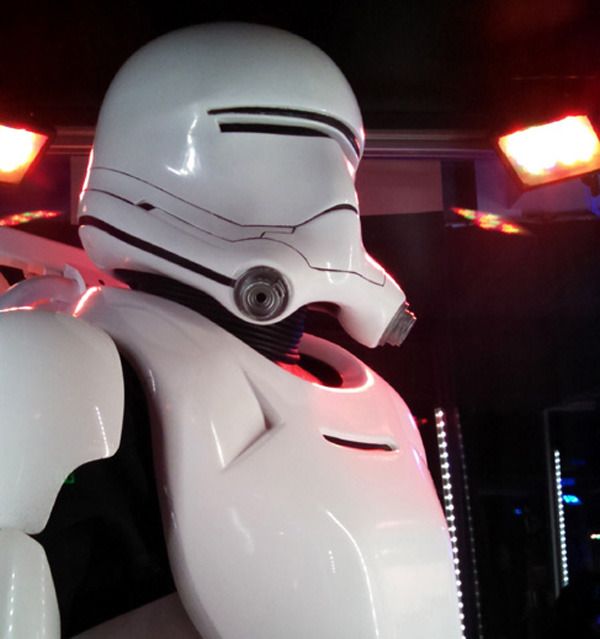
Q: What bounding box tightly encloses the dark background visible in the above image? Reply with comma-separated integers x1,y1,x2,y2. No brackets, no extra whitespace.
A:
1,1,599,131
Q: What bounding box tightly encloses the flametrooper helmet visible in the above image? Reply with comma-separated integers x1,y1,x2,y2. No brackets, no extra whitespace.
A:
79,22,415,347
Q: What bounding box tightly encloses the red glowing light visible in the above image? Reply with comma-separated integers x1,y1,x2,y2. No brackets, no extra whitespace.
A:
499,223,521,235
80,149,94,200
0,125,49,184
0,210,60,227
477,213,501,230
73,287,101,317
498,115,600,187
452,207,529,236
452,207,476,221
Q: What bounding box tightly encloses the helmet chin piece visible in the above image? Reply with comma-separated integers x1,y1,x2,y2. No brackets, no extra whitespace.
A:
233,266,290,321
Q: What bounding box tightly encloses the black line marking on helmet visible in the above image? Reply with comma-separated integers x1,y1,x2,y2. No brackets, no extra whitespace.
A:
208,106,361,156
255,236,386,286
320,203,358,215
92,168,357,228
219,122,330,139
83,189,377,283
87,188,358,253
79,215,235,287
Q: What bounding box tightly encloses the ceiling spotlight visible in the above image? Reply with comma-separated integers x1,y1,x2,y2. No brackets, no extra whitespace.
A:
0,123,51,185
497,115,600,188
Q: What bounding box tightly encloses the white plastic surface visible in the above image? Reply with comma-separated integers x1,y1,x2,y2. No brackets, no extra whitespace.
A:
0,226,124,288
0,310,124,533
78,286,462,639
0,275,83,313
78,23,408,347
0,529,59,639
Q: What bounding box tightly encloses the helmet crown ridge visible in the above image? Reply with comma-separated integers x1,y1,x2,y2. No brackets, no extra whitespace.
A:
95,23,364,169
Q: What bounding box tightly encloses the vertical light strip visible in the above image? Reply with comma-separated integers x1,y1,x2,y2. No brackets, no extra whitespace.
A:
435,408,467,639
554,449,569,588
455,410,484,639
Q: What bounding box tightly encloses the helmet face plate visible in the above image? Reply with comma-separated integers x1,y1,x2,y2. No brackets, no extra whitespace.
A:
79,23,412,348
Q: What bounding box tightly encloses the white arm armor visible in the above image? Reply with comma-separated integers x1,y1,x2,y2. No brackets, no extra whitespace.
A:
0,310,124,639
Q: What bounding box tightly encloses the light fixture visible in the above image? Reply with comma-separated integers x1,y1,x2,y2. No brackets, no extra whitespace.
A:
0,123,51,185
452,207,530,236
434,408,467,639
0,210,60,227
553,450,569,588
497,115,600,188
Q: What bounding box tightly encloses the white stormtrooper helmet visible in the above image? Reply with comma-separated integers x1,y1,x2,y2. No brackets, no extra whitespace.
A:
78,22,415,347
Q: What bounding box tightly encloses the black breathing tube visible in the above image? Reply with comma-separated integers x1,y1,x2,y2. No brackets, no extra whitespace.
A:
115,270,306,365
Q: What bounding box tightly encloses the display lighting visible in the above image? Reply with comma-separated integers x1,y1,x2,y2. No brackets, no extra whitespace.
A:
590,533,600,541
454,410,484,639
452,207,529,236
434,408,466,639
562,494,582,506
554,450,569,588
0,124,50,184
498,115,600,187
0,210,60,227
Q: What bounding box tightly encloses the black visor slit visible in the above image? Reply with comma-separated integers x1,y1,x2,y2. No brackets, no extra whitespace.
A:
208,106,360,157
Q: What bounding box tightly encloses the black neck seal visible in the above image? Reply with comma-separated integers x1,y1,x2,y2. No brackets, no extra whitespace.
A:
116,270,306,365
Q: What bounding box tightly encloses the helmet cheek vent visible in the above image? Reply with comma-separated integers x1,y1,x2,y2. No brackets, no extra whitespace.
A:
234,266,289,321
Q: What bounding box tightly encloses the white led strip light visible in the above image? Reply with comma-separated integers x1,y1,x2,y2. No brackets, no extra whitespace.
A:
435,408,466,638
554,449,569,588
455,411,484,639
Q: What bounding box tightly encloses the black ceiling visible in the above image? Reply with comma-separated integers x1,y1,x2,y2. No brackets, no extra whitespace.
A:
2,1,599,132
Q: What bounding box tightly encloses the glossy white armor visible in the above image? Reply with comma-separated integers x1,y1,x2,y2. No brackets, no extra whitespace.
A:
0,529,60,639
74,286,462,639
78,23,415,348
0,226,124,289
0,21,460,639
0,308,124,639
0,310,124,533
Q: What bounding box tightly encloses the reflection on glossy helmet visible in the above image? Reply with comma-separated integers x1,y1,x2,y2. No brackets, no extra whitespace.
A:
78,22,414,347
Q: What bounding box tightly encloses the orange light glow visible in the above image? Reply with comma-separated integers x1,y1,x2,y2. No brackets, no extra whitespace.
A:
0,210,60,227
452,207,476,221
451,207,529,236
499,223,522,235
498,115,600,187
73,286,101,317
79,149,94,201
0,125,49,184
0,306,34,313
477,213,501,230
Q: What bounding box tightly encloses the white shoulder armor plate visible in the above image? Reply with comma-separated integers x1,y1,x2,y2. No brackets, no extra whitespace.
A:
0,310,124,533
76,287,461,639
0,529,60,638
